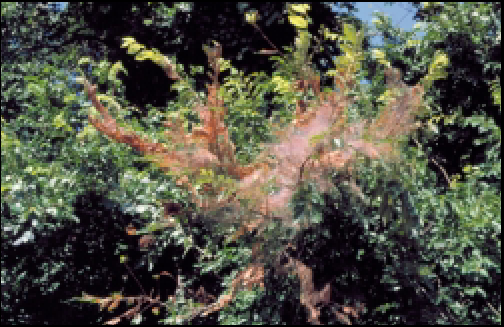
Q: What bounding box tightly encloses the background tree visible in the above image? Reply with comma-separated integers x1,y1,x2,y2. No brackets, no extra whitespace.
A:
2,2,179,324
3,2,359,120
372,2,500,185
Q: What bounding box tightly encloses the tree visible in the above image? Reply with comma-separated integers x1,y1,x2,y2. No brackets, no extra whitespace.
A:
374,2,500,185
2,2,359,119
2,2,500,325
1,2,359,324
69,4,462,324
2,2,174,324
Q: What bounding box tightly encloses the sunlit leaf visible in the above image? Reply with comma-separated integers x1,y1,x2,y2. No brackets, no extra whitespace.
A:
290,4,310,14
288,15,308,29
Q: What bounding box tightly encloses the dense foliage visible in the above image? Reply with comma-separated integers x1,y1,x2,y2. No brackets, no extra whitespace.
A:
2,2,359,119
2,2,500,325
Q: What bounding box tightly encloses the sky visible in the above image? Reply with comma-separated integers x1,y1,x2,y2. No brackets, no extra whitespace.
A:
348,2,424,84
351,2,422,45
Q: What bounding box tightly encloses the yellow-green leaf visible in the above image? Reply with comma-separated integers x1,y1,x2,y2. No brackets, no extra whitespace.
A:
1,185,12,193
76,124,97,140
63,94,77,104
371,49,391,67
372,18,382,26
290,4,310,14
78,57,92,65
272,76,291,93
135,50,154,61
74,76,85,85
431,50,449,69
326,69,338,77
109,61,127,81
245,11,258,24
288,15,308,29
378,89,395,103
120,255,128,263
96,94,121,110
343,23,358,45
53,112,72,131
126,43,145,55
218,58,232,72
423,2,442,9
324,27,339,41
120,37,136,48
406,39,421,47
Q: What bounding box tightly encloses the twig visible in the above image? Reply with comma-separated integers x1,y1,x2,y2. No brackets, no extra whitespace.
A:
252,23,283,56
486,301,500,317
412,137,451,185
421,221,434,236
123,262,148,297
